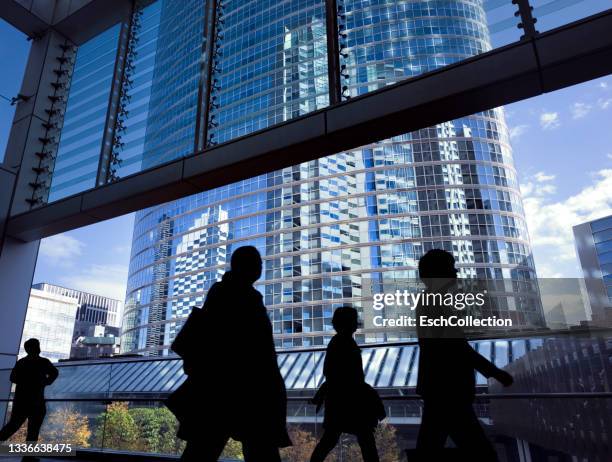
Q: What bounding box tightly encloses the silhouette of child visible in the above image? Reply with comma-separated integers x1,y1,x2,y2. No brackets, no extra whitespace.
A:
310,307,384,462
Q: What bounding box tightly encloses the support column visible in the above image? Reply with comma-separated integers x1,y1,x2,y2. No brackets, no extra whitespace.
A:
0,167,40,423
0,236,40,423
0,27,60,421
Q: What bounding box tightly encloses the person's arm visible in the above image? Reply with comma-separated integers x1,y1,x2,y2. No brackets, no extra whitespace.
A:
45,360,59,385
465,342,513,386
9,362,20,384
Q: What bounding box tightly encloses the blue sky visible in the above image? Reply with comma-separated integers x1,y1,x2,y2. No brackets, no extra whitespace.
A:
1,12,611,301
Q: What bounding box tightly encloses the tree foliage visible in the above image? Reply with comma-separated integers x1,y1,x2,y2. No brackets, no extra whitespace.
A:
43,406,91,447
221,438,244,460
7,406,90,447
344,422,401,462
93,402,139,450
280,426,324,462
130,406,183,454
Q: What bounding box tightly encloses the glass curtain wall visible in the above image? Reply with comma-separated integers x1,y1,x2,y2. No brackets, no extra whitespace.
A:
48,25,121,201
121,0,542,355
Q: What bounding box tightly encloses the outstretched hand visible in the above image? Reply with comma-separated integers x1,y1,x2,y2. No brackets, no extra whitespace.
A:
495,369,513,387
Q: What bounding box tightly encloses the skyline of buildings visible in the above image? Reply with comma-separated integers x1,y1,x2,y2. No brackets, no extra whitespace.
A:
32,282,123,341
21,283,123,361
113,0,543,355
20,287,78,362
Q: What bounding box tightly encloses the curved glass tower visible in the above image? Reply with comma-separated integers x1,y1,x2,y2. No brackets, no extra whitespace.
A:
121,0,541,355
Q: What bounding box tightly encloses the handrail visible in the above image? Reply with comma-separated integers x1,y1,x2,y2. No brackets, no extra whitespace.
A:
0,325,609,371
1,392,611,403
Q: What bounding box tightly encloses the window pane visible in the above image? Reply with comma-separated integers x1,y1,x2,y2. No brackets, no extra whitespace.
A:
111,0,207,178
207,0,330,145
48,24,120,202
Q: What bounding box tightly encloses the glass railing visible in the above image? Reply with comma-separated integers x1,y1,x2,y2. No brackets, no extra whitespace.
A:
1,330,610,460
1,394,609,461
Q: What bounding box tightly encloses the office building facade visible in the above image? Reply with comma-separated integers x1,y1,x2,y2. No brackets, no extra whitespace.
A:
70,325,121,360
21,288,79,362
101,0,542,355
573,215,612,324
32,283,123,341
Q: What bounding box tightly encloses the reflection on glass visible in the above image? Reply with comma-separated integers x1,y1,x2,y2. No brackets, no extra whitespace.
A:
340,0,522,100
530,0,611,33
207,0,330,145
111,0,206,178
48,24,120,202
121,4,538,357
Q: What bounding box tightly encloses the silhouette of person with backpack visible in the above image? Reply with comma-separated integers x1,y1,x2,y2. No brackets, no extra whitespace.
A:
167,246,291,461
413,249,513,461
0,338,58,443
310,306,385,462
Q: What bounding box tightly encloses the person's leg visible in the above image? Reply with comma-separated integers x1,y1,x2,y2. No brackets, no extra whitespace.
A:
242,440,281,462
416,400,448,450
447,402,498,462
25,406,46,442
356,430,380,462
310,429,341,462
0,407,28,441
181,433,229,462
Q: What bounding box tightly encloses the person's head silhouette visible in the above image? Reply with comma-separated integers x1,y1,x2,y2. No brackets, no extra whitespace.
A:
24,338,41,357
332,306,359,336
418,249,458,290
230,246,262,284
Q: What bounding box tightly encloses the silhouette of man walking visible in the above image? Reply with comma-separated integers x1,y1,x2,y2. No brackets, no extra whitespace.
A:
414,249,513,461
310,307,385,462
0,338,58,442
168,246,291,461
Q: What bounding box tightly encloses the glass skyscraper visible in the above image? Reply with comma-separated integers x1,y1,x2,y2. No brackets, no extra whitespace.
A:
116,0,542,355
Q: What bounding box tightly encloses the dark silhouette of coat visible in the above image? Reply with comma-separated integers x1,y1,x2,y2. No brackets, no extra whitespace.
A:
414,288,508,461
416,300,500,401
315,334,385,434
167,270,290,447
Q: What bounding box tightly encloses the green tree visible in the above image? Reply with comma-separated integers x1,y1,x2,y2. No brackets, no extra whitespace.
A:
130,406,183,454
93,402,139,450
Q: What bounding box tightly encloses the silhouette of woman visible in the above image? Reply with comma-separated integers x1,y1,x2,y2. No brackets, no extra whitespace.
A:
310,307,384,462
167,246,291,461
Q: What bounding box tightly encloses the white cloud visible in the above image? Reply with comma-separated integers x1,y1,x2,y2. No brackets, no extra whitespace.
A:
539,112,560,130
533,171,556,182
39,235,84,267
509,124,529,140
599,81,609,90
607,153,612,160
60,264,129,301
571,102,591,119
112,244,132,255
522,169,612,277
597,97,612,110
